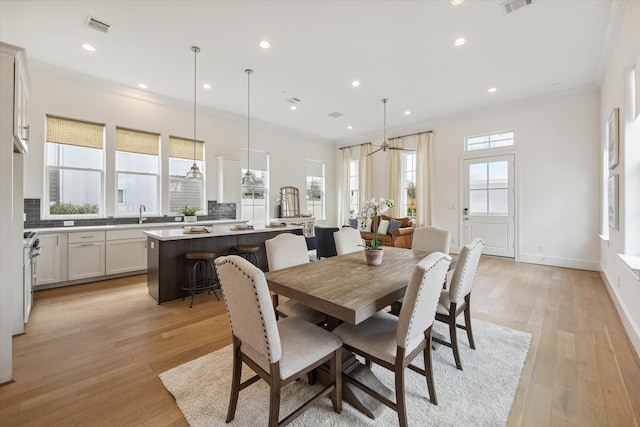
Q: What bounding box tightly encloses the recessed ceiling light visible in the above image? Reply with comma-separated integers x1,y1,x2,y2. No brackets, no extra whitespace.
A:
259,40,271,49
450,0,464,5
203,83,212,90
82,43,96,52
454,37,467,46
138,83,147,89
404,110,411,115
488,87,497,93
290,105,297,111
347,126,353,130
351,80,360,87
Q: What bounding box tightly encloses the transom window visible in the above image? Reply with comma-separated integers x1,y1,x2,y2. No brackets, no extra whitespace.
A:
45,115,104,217
466,131,514,151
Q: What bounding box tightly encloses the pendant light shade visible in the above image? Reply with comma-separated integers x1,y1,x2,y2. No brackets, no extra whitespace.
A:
185,45,203,180
242,68,256,185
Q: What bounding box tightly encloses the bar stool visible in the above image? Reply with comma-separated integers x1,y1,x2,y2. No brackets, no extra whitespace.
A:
182,251,220,308
233,245,260,267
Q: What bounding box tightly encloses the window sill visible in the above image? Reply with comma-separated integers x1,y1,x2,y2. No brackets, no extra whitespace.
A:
599,234,609,242
618,254,640,281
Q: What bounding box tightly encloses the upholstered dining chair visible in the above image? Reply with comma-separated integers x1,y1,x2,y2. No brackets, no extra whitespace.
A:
333,252,452,427
433,238,485,370
314,226,339,259
333,227,364,255
412,226,451,254
215,255,343,427
265,233,327,325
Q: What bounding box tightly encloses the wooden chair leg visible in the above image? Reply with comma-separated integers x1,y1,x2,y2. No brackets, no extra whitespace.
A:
365,359,372,368
226,338,242,423
449,312,462,370
464,298,475,349
330,348,342,413
307,369,317,385
424,331,438,405
268,372,281,427
395,364,408,427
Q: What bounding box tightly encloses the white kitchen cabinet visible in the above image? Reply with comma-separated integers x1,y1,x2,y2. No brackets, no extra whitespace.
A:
0,42,30,153
68,231,105,281
105,229,147,275
36,233,64,285
217,156,240,203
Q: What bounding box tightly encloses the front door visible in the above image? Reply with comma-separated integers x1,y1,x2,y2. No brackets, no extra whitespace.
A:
462,154,515,257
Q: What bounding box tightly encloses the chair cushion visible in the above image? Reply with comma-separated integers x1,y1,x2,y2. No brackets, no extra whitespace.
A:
242,317,342,380
277,299,327,325
387,219,403,235
437,289,451,315
333,312,407,365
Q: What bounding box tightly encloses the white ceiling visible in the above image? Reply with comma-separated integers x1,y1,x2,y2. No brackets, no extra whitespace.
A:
0,0,614,143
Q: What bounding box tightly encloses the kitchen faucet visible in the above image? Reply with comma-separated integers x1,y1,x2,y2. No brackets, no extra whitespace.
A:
139,204,146,224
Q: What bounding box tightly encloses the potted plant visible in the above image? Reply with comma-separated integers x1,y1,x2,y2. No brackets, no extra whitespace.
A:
179,205,198,222
360,197,394,265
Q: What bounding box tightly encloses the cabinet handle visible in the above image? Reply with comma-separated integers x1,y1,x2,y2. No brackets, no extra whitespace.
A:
80,243,94,247
81,236,94,239
56,235,59,245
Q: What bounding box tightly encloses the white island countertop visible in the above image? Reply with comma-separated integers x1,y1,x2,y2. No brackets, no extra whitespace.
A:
32,219,246,234
144,224,302,241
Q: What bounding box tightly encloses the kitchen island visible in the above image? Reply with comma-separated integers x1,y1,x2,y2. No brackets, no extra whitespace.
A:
144,225,302,304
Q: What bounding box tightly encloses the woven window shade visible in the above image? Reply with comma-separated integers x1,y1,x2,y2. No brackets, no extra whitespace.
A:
116,127,160,155
46,115,104,149
169,136,204,161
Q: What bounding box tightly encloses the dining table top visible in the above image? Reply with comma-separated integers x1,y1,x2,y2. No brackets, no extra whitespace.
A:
265,246,430,326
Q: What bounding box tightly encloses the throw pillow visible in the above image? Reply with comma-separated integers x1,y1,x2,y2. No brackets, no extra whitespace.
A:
377,219,390,235
348,218,358,229
358,218,372,232
387,218,402,235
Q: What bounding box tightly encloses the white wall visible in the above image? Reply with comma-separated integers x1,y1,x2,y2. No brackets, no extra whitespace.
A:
24,65,337,225
599,0,640,358
340,88,601,270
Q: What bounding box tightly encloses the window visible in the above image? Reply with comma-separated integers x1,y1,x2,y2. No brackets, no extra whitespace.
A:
466,131,514,151
349,160,359,217
306,160,324,219
468,161,509,216
401,153,416,218
168,136,204,214
115,128,160,215
45,115,104,216
241,149,269,223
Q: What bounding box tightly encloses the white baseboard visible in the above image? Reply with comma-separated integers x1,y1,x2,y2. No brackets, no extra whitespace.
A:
518,253,600,271
600,271,640,360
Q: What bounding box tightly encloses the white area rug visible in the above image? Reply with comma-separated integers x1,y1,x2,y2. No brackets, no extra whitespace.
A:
160,319,531,426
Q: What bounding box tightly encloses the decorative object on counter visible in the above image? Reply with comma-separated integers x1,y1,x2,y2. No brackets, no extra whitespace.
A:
241,68,256,185
231,224,253,231
266,220,286,228
185,45,203,180
279,186,300,218
179,205,198,222
182,226,210,234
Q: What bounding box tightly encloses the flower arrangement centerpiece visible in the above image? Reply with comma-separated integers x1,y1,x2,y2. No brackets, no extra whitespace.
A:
360,197,395,251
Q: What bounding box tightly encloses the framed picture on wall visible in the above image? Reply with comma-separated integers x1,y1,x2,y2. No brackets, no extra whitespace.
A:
608,108,619,169
608,174,619,230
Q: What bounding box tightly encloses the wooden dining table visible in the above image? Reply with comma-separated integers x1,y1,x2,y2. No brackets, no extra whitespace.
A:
265,246,432,418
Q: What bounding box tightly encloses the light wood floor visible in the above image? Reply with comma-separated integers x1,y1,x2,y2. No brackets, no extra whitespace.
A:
1,257,638,426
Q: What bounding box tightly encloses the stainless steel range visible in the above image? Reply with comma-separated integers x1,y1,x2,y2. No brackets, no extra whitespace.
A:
22,231,41,325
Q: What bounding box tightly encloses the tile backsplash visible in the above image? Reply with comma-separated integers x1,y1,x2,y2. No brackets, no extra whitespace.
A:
24,199,236,229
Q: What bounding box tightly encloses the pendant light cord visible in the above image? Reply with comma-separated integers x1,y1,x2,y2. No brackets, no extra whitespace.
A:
193,46,199,162
383,98,387,144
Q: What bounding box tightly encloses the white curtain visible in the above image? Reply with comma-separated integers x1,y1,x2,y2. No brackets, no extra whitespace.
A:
338,147,351,226
416,132,433,227
387,138,402,218
358,143,373,209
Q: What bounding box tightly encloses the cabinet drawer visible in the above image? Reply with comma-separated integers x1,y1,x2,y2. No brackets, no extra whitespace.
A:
68,231,105,243
106,229,146,241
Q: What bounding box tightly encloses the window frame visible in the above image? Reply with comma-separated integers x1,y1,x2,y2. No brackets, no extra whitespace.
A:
465,130,515,152
400,152,417,219
306,160,325,220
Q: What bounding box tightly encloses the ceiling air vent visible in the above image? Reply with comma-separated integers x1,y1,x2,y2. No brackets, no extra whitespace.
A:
327,112,344,118
501,0,533,15
286,97,301,104
86,16,112,33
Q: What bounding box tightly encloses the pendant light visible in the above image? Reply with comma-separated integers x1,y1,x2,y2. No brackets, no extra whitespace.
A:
185,45,203,180
242,68,256,184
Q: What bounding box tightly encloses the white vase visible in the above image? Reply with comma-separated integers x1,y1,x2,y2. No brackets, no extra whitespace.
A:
184,216,197,223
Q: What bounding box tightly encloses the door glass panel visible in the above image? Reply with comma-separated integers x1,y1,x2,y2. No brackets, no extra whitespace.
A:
488,161,508,189
469,189,487,215
488,189,508,216
469,163,487,190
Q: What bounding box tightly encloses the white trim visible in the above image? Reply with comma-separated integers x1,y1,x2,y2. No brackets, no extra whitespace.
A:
600,271,640,360
618,254,640,280
518,253,600,271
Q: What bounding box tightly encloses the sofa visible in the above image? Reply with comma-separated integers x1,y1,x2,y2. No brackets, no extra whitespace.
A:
350,215,414,249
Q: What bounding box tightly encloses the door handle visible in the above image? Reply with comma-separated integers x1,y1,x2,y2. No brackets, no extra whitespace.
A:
463,207,469,220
